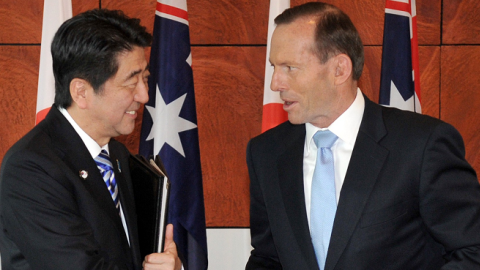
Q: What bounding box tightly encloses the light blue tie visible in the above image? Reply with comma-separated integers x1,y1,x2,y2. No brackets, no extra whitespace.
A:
311,130,338,270
94,150,120,215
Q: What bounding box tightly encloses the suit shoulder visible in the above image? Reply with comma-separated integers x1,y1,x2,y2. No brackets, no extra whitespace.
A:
381,106,447,131
2,123,53,167
249,122,303,147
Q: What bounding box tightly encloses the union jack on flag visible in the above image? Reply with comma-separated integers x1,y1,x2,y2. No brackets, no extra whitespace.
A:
379,0,421,113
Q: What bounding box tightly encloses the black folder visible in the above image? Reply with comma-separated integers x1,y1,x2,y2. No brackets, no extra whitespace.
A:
129,154,170,259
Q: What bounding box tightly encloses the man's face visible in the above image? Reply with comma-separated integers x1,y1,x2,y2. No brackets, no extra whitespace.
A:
270,19,339,128
87,46,149,143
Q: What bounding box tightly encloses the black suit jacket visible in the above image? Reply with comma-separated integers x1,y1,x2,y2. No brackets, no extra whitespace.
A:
246,96,480,270
0,106,142,269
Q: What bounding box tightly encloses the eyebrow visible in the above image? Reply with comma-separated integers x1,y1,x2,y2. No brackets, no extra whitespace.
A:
124,64,150,81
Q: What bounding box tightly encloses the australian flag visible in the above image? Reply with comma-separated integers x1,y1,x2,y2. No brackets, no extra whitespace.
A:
379,0,421,113
139,1,208,269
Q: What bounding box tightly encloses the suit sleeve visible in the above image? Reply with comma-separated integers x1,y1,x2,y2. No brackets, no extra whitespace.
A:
0,149,128,270
419,122,480,268
245,140,283,270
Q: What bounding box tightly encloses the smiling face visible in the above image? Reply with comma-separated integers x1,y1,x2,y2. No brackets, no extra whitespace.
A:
270,18,344,128
80,46,150,145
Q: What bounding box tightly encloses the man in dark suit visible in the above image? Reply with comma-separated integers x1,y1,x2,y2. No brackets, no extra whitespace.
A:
0,9,180,270
246,2,480,270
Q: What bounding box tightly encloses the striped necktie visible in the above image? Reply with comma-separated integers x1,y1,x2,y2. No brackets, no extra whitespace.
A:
94,150,120,215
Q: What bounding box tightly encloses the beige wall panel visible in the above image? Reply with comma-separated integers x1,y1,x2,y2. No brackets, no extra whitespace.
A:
443,0,480,44
441,46,480,174
192,46,265,226
0,46,40,164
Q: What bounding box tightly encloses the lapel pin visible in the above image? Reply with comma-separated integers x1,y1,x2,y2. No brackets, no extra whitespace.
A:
116,159,122,173
79,170,88,179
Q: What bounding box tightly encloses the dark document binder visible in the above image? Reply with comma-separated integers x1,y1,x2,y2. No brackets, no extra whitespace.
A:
129,154,170,258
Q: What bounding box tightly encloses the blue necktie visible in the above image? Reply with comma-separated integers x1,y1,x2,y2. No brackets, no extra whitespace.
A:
94,150,120,215
311,130,338,270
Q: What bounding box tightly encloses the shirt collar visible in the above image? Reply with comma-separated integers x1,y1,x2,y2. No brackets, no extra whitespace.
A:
305,88,365,151
58,106,109,158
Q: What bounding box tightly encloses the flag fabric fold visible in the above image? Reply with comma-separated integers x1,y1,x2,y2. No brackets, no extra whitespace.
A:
36,0,72,124
261,0,290,132
139,1,208,269
379,0,421,113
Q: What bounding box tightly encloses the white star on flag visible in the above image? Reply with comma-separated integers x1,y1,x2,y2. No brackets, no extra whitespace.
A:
387,80,421,112
145,84,197,157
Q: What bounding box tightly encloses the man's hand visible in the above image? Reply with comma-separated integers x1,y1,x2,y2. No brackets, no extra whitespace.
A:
142,224,182,270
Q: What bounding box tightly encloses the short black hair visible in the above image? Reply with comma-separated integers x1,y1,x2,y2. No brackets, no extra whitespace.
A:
51,9,152,108
275,2,364,80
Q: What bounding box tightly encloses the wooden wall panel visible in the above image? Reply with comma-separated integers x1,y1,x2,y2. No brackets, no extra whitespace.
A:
0,0,100,44
0,46,40,160
419,46,440,118
103,0,270,45
192,46,265,227
0,1,43,43
359,46,382,101
416,0,441,45
443,0,480,44
440,46,480,173
71,0,99,15
292,0,384,45
358,46,440,118
102,0,156,35
189,0,269,45
292,0,441,46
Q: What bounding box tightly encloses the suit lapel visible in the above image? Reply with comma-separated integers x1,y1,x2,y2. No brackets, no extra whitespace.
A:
46,107,129,245
277,124,320,270
109,143,140,252
325,97,389,270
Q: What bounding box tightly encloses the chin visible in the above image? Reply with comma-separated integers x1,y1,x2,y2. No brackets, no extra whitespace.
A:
287,116,304,125
117,126,136,136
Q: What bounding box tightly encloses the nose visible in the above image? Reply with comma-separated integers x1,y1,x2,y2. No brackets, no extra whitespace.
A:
270,68,283,92
134,78,149,104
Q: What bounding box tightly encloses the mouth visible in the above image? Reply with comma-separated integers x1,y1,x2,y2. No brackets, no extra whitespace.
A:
283,100,297,110
125,110,137,118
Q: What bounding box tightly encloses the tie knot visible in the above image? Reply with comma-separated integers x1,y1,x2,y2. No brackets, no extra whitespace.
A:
313,130,338,149
95,150,113,170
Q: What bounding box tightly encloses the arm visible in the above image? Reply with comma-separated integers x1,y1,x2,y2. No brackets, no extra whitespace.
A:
419,122,480,268
246,141,283,270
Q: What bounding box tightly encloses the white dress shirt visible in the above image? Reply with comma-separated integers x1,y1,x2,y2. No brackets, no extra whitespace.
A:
59,106,130,245
303,88,365,226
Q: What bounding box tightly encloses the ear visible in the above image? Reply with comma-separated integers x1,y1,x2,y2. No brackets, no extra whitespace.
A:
333,54,353,85
69,78,91,109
